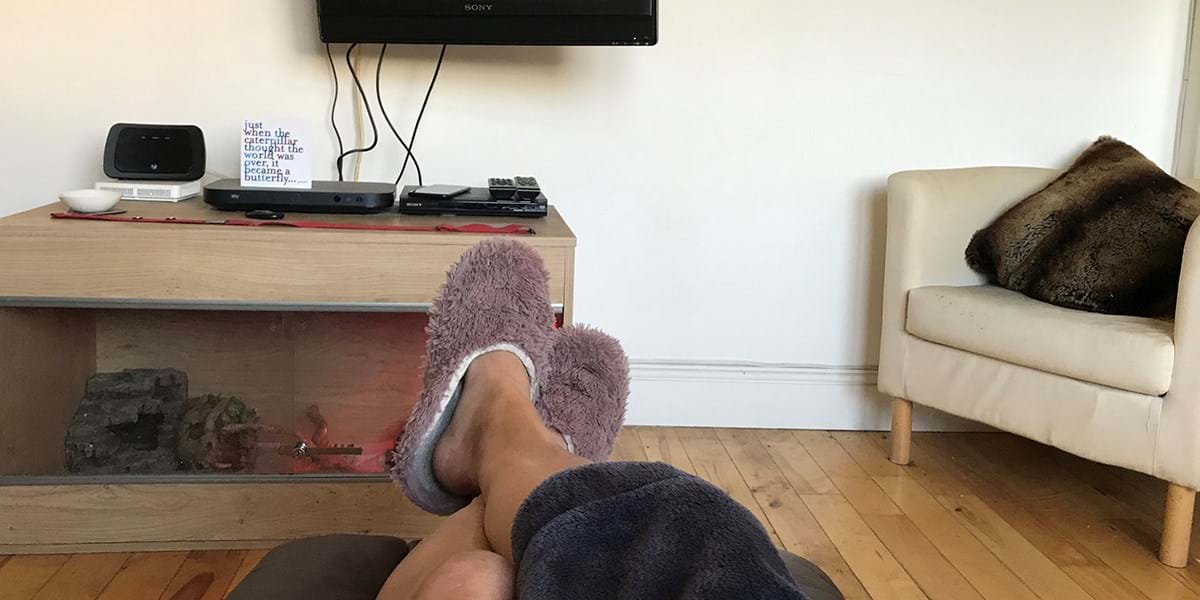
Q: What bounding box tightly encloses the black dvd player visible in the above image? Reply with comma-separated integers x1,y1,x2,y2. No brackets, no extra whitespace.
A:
204,179,396,214
397,186,548,218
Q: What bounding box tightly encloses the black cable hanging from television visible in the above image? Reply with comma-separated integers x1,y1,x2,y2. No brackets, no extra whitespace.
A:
395,45,448,186
326,43,445,187
377,44,424,187
325,43,346,182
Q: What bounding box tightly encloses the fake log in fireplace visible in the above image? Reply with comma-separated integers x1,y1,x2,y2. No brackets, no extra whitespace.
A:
64,369,376,476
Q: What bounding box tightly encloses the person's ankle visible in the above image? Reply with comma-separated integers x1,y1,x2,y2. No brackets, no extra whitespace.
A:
465,351,531,395
478,411,564,468
434,351,563,495
430,355,528,496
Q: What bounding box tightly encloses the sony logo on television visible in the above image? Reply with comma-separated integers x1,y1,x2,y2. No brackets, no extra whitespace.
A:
464,3,494,11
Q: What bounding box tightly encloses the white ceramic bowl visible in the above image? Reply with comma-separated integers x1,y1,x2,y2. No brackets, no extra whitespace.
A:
59,189,121,213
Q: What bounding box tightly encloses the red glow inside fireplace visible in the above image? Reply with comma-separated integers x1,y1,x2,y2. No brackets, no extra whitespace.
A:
1,308,433,481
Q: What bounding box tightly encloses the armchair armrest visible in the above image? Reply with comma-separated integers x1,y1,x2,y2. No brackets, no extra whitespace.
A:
1158,209,1200,489
878,167,1059,396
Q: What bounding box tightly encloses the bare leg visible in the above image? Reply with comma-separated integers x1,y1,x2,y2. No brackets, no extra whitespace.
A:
379,351,584,599
433,351,587,562
390,353,805,599
413,550,513,600
377,499,494,600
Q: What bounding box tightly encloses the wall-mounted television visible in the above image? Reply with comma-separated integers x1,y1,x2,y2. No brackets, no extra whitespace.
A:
317,0,658,46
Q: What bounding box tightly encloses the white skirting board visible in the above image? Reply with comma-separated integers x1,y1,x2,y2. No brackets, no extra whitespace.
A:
625,360,989,431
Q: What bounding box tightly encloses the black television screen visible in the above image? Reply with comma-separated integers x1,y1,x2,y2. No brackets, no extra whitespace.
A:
317,0,657,46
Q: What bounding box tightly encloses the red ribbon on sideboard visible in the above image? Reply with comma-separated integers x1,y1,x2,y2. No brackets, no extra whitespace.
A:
50,212,534,235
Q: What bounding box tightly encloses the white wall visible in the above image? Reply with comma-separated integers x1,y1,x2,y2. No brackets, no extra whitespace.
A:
0,1,1190,428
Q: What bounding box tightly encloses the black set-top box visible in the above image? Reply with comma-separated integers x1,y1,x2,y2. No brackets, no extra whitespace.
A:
204,179,396,214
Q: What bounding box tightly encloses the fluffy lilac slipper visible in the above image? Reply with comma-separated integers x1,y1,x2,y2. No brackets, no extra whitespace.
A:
537,325,630,462
392,239,555,515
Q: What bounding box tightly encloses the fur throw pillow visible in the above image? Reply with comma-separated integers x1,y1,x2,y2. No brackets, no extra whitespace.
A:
965,137,1200,317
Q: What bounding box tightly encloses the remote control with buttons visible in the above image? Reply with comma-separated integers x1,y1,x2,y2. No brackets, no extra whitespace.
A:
514,176,541,201
488,178,517,200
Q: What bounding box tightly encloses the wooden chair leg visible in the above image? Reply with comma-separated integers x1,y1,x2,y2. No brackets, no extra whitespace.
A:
1161,482,1196,567
890,398,913,466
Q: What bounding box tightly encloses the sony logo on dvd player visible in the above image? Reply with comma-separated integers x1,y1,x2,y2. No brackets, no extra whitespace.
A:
464,3,493,11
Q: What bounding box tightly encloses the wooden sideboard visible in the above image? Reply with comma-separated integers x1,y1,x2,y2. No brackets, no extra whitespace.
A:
0,199,576,554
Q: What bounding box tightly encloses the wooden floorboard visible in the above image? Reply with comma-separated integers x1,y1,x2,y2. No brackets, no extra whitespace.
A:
3,428,1198,599
222,549,268,597
95,552,188,600
636,427,697,475
0,555,71,600
675,427,784,545
610,427,648,462
158,550,246,600
930,434,1195,600
31,554,129,600
896,433,1154,600
716,429,872,599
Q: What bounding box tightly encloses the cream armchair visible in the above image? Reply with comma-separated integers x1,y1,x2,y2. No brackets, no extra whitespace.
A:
880,167,1200,567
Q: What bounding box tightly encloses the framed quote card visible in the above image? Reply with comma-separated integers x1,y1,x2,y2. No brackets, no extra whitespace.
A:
241,119,312,189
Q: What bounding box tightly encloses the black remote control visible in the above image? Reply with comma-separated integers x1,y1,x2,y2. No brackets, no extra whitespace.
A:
488,178,517,201
514,176,541,201
246,209,285,220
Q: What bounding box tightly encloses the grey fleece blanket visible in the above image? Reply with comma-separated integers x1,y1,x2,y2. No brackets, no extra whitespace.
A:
512,461,810,600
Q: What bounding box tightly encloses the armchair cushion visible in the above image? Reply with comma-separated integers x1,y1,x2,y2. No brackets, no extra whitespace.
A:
907,285,1174,395
964,137,1200,317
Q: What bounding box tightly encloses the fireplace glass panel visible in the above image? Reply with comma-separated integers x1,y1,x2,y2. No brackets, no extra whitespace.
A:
0,308,427,481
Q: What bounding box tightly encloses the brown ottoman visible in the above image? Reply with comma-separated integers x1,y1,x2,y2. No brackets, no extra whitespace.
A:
229,535,843,600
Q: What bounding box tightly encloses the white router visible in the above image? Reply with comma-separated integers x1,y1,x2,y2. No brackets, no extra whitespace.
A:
94,180,202,202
